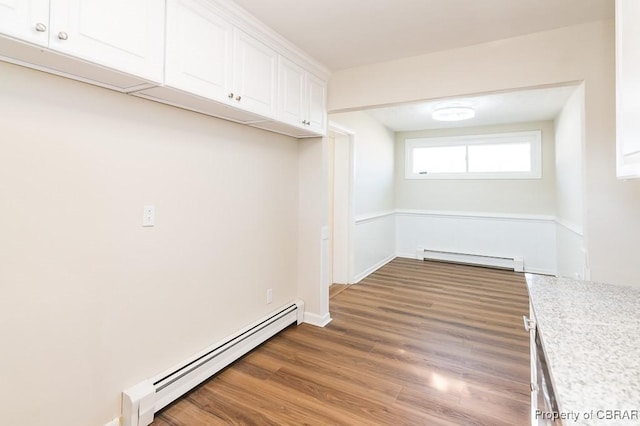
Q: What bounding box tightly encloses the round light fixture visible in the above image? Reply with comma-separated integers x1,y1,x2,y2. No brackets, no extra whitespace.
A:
432,106,475,122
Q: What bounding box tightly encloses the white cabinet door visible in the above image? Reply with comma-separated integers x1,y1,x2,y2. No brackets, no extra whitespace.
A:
527,305,538,426
165,0,233,102
0,0,49,46
232,29,277,118
278,57,306,127
306,73,327,134
48,0,164,83
277,56,327,134
616,0,640,178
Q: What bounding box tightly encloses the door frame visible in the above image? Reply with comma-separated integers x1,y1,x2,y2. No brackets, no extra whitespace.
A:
328,121,356,284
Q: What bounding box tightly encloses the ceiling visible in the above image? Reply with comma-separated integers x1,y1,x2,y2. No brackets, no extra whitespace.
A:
232,0,613,71
365,84,579,131
232,1,603,131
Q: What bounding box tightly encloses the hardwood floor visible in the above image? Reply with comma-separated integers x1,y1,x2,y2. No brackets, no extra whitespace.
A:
328,283,351,299
153,258,531,425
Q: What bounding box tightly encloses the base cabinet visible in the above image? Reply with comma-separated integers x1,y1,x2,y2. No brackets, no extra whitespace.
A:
526,305,562,426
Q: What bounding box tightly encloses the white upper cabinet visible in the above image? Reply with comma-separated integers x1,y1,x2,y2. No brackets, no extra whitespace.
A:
0,0,328,137
162,0,276,119
0,0,49,46
0,0,164,89
278,58,306,127
48,0,164,83
306,72,327,134
616,0,640,178
165,0,233,101
232,29,277,118
278,56,327,135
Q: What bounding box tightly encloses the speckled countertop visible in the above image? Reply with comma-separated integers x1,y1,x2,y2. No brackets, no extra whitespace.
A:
526,274,640,425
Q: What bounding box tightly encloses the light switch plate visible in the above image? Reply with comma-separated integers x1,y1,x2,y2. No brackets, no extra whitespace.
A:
143,205,155,227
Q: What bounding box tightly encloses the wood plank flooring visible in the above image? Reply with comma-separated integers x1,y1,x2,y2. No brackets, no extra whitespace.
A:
153,258,531,425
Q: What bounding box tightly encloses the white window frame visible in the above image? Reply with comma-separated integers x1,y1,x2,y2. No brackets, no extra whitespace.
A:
404,130,542,180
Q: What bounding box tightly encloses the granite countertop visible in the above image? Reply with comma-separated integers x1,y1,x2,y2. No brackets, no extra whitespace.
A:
526,274,640,425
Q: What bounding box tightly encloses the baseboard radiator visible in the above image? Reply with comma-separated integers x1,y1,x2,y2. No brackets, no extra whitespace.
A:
122,300,305,426
416,247,524,272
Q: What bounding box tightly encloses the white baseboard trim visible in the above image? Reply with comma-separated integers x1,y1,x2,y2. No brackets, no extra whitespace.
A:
417,247,524,272
353,254,396,283
399,251,555,276
525,267,556,276
396,252,418,260
104,418,120,426
303,312,332,327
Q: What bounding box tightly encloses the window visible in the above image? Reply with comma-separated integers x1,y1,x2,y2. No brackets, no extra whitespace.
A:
405,130,542,179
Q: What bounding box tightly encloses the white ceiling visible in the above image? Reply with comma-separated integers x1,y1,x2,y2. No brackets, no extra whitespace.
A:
232,0,613,71
232,1,602,131
365,84,579,131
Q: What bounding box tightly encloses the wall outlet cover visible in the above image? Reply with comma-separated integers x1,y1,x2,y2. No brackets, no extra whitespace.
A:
143,205,155,227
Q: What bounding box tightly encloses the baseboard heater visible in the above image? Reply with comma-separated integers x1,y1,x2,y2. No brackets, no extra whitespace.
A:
416,247,524,272
122,299,305,426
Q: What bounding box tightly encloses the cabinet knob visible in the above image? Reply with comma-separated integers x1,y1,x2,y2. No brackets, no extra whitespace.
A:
58,31,69,40
228,92,234,99
235,95,241,101
35,23,47,33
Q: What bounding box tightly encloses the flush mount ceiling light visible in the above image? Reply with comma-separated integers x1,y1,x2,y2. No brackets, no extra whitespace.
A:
432,106,476,122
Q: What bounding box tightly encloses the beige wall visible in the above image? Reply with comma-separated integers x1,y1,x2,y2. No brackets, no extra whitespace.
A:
0,62,299,426
554,84,587,279
328,21,607,113
297,137,329,323
555,85,586,228
329,19,640,287
395,121,556,215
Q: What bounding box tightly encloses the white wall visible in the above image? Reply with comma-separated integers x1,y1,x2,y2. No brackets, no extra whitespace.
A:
395,121,556,274
329,20,640,287
393,121,557,274
396,211,556,274
330,111,395,216
328,111,395,281
554,84,587,278
353,212,396,281
395,121,556,214
0,62,300,426
330,133,352,284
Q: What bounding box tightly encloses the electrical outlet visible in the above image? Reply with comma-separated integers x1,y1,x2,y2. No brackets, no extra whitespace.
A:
267,288,273,304
143,205,155,227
